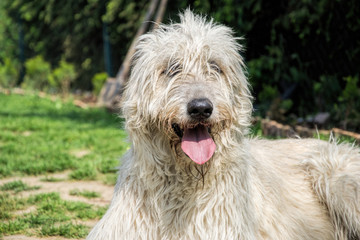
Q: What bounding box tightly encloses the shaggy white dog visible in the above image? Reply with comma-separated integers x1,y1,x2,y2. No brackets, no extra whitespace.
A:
87,10,360,239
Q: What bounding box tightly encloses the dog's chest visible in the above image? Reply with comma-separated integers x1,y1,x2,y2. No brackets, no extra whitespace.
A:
156,176,257,239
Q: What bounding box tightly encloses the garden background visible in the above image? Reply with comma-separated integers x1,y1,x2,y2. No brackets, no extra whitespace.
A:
0,0,359,239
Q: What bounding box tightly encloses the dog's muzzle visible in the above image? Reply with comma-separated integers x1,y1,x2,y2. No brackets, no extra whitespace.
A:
171,98,216,165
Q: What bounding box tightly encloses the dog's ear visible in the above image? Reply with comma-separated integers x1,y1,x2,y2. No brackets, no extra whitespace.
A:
130,43,142,71
130,33,159,75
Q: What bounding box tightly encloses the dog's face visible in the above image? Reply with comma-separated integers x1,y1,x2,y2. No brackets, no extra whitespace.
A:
122,10,252,165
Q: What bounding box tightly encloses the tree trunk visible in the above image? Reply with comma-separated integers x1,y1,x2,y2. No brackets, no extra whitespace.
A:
153,0,169,29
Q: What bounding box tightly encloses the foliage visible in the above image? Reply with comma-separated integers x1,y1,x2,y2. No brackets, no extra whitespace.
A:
49,60,76,95
335,75,360,130
22,55,51,91
92,72,108,95
0,58,19,88
20,56,76,93
2,0,148,89
0,1,18,61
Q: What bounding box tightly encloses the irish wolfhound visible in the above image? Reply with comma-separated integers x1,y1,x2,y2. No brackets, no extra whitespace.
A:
88,10,360,239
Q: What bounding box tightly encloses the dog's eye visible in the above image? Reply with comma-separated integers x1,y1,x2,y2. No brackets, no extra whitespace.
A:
162,63,182,77
209,61,222,74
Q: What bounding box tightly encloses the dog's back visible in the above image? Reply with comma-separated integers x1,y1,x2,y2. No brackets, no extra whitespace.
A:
248,138,360,239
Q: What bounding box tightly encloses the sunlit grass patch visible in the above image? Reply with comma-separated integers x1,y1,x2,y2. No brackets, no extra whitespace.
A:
40,176,65,182
316,132,358,145
0,218,28,236
69,163,97,180
70,189,101,199
100,173,118,185
0,193,28,220
0,180,40,193
25,192,107,224
0,92,127,237
1,191,107,237
0,93,129,179
40,222,89,239
0,193,29,236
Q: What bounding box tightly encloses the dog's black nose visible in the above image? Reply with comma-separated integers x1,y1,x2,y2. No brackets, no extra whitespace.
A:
187,98,213,120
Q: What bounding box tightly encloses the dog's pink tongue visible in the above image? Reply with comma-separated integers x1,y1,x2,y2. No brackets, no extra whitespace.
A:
181,125,216,165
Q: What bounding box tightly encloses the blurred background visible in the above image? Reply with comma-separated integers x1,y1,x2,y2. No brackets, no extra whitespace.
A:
1,0,359,132
0,2,359,238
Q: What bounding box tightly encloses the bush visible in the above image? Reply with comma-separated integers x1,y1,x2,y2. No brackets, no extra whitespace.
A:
50,60,76,95
91,72,107,95
335,75,360,131
22,56,51,91
0,58,19,88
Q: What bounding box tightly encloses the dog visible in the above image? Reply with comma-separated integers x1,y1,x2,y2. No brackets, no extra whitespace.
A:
87,10,360,239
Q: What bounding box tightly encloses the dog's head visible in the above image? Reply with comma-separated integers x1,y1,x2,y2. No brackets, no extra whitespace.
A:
122,10,253,165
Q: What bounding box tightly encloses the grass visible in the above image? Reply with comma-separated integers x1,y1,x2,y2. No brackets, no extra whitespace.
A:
0,92,128,238
26,192,107,221
0,180,40,193
70,189,101,199
0,92,129,179
317,132,358,145
40,223,89,238
0,193,28,220
0,192,107,238
40,176,65,182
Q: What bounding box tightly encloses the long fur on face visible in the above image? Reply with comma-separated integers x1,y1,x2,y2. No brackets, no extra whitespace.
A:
87,10,360,240
121,10,253,173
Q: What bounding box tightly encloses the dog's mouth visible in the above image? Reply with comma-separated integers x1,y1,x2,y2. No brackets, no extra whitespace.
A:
172,123,184,138
171,123,216,165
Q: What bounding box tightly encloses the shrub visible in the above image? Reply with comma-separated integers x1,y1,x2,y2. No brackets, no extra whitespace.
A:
50,60,76,95
0,58,19,88
91,72,107,96
335,75,360,131
22,56,51,91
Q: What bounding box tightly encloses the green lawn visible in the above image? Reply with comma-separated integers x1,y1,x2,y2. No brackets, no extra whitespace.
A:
0,92,128,238
0,92,128,180
0,190,107,238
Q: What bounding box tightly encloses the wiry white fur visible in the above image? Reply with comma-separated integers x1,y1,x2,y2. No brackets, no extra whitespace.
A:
87,10,360,239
